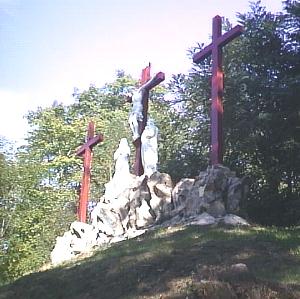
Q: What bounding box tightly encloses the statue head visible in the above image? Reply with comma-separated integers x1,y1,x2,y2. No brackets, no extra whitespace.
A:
119,138,129,149
146,118,156,128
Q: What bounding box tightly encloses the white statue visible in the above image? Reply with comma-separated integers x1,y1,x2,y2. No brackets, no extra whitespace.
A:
104,138,131,201
128,75,161,141
113,138,131,177
141,118,158,177
128,89,143,141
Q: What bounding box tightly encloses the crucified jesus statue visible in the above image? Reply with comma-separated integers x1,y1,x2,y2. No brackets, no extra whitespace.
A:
127,66,165,176
128,87,144,142
128,74,163,141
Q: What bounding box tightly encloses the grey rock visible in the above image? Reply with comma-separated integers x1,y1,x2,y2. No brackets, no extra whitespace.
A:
230,263,249,272
136,199,155,228
148,172,173,223
206,200,226,217
171,165,248,219
172,178,195,208
222,214,249,226
188,212,216,226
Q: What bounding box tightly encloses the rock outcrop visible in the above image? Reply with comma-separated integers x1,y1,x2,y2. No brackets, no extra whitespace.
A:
51,166,249,265
172,165,249,217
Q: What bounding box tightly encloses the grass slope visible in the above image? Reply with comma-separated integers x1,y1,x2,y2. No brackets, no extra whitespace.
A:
0,225,299,299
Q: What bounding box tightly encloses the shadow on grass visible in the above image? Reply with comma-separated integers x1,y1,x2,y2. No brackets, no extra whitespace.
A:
0,225,299,299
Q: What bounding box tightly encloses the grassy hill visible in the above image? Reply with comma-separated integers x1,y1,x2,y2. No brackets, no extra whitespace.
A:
0,224,299,299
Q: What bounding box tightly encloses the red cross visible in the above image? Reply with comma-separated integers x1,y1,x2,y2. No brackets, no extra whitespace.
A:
76,121,103,222
193,15,243,165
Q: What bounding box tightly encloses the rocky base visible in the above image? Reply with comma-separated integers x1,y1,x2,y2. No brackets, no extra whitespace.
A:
172,164,249,217
51,165,249,265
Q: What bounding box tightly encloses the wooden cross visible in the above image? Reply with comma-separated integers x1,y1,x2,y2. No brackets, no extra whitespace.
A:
76,121,103,223
133,64,165,176
193,15,243,165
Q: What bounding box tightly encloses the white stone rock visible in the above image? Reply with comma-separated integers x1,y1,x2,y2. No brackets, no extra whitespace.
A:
70,221,98,252
96,233,110,245
91,202,124,236
109,235,127,244
188,212,216,226
50,231,75,265
70,221,94,238
136,199,154,228
223,214,249,226
125,228,146,239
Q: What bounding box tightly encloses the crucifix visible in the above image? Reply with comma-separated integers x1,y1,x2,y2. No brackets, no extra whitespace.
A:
76,121,103,223
128,64,165,176
193,15,243,165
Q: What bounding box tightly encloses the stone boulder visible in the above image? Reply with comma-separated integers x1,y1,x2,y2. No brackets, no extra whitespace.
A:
172,165,248,217
147,172,173,223
188,212,217,226
70,221,98,251
221,214,250,226
50,231,76,265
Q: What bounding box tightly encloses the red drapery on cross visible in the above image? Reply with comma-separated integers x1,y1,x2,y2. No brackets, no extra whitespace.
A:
141,63,151,85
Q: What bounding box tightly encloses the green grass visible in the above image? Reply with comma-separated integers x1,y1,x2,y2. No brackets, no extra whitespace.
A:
0,225,299,299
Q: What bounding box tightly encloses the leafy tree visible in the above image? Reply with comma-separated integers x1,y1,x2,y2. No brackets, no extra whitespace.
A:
1,72,173,283
224,0,300,225
167,1,300,225
0,137,19,284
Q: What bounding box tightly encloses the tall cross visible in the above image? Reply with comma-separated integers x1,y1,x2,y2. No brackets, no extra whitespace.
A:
76,121,103,223
193,15,243,165
133,64,165,176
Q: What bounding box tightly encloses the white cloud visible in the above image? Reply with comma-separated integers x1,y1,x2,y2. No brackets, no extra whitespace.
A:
0,88,75,144
0,89,30,143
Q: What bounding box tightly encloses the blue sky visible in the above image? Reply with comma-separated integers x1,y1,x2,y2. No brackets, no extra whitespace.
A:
0,0,283,144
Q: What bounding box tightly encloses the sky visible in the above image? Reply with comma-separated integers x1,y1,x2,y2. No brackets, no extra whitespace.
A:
0,0,284,145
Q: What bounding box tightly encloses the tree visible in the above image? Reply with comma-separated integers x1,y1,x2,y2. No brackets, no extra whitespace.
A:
1,72,174,284
224,0,300,225
0,137,19,284
167,1,300,225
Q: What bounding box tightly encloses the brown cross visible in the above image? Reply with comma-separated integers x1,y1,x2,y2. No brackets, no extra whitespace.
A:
132,64,165,176
193,15,243,165
76,121,103,222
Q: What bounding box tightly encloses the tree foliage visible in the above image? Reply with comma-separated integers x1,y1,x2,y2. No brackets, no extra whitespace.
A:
167,0,300,225
0,72,173,284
